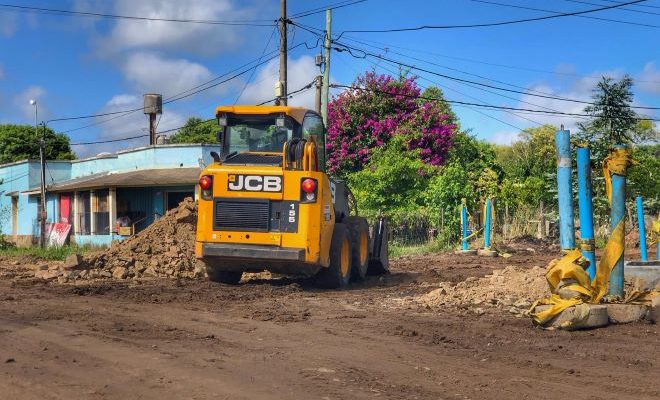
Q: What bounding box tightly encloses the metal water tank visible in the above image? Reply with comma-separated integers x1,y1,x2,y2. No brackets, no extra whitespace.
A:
143,94,162,114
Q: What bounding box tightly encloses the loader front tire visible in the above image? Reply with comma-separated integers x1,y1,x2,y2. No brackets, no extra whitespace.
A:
315,223,352,289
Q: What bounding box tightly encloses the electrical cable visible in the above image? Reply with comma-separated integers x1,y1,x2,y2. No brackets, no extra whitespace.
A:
467,0,660,28
329,83,660,121
335,0,648,38
232,25,277,105
0,3,274,25
561,0,660,16
330,39,660,110
71,81,317,145
290,0,367,19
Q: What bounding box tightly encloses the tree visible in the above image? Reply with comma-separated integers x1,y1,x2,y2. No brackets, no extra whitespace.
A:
495,124,557,180
576,75,653,161
0,124,74,164
326,71,457,176
169,117,218,144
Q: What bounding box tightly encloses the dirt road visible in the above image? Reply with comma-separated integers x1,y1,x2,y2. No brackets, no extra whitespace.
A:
1,248,658,400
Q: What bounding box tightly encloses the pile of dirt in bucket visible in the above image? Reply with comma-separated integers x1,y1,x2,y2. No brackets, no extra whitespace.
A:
391,265,550,315
80,197,204,280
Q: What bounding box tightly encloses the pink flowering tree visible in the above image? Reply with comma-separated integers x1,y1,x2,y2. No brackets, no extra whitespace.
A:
326,71,457,176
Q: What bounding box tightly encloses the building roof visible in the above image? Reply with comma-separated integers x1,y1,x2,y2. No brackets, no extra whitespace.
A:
215,105,310,125
24,167,201,194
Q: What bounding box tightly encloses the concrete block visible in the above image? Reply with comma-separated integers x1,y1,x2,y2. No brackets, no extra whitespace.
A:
63,253,83,270
606,304,649,324
624,263,660,290
477,249,498,257
535,304,609,330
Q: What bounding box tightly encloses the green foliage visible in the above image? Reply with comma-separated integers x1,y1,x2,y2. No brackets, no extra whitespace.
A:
0,124,75,164
348,135,431,221
628,144,660,213
169,117,218,144
495,124,556,179
576,75,655,162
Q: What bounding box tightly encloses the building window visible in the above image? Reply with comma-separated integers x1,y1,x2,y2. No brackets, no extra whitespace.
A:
77,191,91,235
94,189,110,235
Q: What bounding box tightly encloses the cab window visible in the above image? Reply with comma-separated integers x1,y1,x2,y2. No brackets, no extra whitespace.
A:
302,113,326,171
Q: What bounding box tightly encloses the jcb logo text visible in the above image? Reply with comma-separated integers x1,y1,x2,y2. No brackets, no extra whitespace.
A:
228,175,282,192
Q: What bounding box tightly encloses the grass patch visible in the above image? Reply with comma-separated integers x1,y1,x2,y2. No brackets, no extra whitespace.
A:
0,244,97,261
389,240,454,257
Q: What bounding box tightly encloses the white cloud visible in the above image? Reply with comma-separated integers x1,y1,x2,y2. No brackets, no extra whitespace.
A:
98,0,259,56
121,52,213,97
0,13,18,37
237,56,318,109
488,130,519,145
14,86,48,122
75,93,186,157
638,62,660,94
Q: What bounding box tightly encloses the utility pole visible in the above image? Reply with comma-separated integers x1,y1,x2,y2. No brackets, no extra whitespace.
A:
315,75,322,114
39,123,47,248
278,0,288,105
321,9,332,126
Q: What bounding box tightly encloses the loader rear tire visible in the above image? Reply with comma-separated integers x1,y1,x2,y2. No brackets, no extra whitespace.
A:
206,267,242,285
344,217,370,281
315,223,352,289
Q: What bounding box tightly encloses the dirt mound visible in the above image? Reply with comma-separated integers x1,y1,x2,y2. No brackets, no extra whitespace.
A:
393,265,550,315
78,198,204,280
494,234,559,254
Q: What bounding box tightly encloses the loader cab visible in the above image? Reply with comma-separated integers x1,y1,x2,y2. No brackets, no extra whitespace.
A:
216,106,326,171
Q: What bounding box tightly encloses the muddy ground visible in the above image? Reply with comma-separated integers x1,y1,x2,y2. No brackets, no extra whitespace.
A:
0,245,658,400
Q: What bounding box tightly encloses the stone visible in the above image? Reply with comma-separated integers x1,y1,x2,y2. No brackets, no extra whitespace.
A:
78,270,88,279
143,266,158,277
477,249,498,257
34,264,48,271
650,296,660,324
48,264,60,271
112,267,128,279
100,270,112,278
175,207,192,221
606,304,649,324
134,261,145,273
57,276,68,284
63,254,83,270
42,270,60,280
534,304,609,330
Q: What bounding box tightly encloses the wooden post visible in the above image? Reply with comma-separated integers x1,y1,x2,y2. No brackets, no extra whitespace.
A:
109,187,117,236
90,190,96,235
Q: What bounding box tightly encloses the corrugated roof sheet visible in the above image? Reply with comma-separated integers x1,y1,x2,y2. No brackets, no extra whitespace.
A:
23,167,200,194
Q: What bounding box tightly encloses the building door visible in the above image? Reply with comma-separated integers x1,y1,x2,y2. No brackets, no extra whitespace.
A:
11,196,18,237
59,193,72,224
166,191,194,210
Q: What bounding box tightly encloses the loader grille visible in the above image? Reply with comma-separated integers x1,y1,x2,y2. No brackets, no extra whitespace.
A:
213,198,270,232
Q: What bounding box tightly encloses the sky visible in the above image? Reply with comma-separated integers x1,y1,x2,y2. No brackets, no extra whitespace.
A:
0,0,658,157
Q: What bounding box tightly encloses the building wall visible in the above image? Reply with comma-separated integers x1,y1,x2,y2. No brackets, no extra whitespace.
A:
0,144,215,245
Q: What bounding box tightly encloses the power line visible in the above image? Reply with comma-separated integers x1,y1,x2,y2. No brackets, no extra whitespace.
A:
290,0,367,19
53,41,315,128
561,0,660,16
331,39,660,110
0,3,274,26
468,0,660,28
329,83,660,121
70,81,317,145
335,0,649,37
233,26,276,105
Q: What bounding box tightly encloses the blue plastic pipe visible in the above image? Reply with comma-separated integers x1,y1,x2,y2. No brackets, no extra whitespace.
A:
484,198,492,249
609,146,627,297
555,129,575,251
461,201,469,251
576,147,596,280
636,196,648,262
